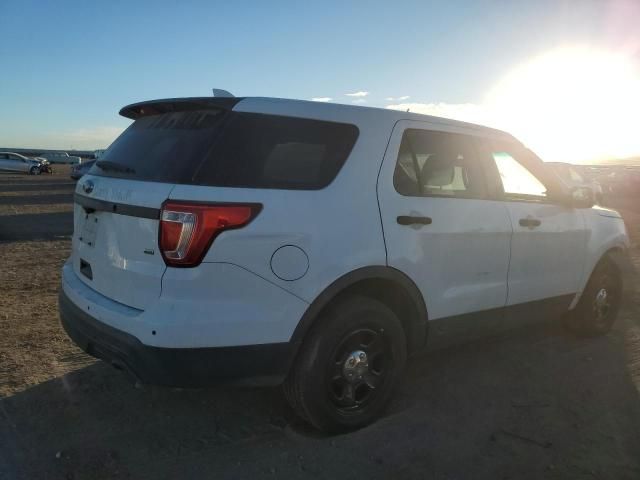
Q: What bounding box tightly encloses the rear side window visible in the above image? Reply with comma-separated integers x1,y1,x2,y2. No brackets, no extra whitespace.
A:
393,129,486,198
195,113,358,189
91,110,359,190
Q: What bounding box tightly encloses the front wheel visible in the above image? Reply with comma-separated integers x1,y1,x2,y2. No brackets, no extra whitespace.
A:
29,166,41,175
284,295,407,433
565,257,622,336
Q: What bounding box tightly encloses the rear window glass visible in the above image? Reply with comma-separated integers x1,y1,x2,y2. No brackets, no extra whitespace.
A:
90,110,359,190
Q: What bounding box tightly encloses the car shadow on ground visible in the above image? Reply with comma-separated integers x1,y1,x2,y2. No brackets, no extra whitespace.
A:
1,319,639,480
0,211,73,242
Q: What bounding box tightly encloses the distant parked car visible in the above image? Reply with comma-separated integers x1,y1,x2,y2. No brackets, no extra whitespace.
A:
40,152,82,164
70,160,95,180
547,162,604,204
0,152,44,174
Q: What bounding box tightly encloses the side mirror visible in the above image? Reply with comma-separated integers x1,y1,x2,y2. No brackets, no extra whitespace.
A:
569,186,595,209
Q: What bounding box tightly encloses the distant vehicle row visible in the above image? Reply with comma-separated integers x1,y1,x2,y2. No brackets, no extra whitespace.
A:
0,152,50,174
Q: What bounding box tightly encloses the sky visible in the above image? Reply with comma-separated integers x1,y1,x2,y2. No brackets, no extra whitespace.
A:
1,0,639,163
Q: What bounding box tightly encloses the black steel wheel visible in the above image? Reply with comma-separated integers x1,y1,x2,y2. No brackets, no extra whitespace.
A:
284,295,407,433
326,327,390,411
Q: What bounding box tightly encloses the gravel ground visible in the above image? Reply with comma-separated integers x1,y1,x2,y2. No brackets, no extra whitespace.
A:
0,169,639,480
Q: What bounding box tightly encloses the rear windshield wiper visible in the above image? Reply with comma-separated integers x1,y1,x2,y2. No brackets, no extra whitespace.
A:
96,160,136,175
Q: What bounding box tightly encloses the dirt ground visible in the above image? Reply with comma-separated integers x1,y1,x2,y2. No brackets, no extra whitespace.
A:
1,168,639,480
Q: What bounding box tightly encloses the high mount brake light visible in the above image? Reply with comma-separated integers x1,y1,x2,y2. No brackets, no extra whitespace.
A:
159,202,260,267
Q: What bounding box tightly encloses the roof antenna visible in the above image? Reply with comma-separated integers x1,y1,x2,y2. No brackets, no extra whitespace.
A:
212,89,234,98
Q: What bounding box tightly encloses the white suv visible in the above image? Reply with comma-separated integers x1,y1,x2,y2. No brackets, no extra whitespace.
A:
59,96,630,432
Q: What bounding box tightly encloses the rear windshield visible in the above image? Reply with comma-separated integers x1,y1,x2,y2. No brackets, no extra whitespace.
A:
90,110,359,190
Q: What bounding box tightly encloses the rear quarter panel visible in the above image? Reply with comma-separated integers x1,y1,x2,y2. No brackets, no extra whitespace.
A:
169,100,397,303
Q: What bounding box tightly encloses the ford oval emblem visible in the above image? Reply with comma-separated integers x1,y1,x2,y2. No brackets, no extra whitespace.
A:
83,180,94,194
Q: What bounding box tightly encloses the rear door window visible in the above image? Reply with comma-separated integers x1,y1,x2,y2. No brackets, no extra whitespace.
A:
393,129,487,198
90,110,359,190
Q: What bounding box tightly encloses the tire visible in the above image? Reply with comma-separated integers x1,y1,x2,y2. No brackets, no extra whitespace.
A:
565,256,622,336
284,295,407,433
29,166,41,175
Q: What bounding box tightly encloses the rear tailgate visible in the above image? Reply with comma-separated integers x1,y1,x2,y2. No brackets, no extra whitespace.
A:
72,175,174,310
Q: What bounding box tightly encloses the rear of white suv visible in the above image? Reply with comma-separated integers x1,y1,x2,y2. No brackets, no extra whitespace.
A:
59,97,407,398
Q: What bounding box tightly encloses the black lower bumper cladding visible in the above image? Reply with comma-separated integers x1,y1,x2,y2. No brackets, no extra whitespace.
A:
58,290,293,387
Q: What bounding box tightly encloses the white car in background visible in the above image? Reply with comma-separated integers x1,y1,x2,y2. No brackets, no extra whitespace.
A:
60,96,630,433
40,152,82,164
0,151,44,174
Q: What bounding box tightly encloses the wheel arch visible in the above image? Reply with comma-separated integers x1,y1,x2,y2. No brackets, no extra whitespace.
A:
597,246,632,293
288,266,429,366
588,246,629,286
571,245,630,310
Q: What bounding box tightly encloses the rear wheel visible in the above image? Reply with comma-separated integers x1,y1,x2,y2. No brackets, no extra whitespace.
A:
284,295,407,433
565,256,622,336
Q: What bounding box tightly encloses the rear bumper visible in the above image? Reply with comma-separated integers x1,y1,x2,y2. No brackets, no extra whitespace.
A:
59,289,293,387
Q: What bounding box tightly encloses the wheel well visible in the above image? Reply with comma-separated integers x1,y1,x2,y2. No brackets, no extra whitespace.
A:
576,248,626,303
597,247,625,278
289,268,429,363
331,278,424,352
602,247,628,283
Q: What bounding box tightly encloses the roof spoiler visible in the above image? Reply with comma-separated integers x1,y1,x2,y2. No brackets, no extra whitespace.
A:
119,97,242,119
212,88,234,97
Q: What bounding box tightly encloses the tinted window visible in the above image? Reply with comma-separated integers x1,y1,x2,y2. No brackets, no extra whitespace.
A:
393,129,486,198
194,113,358,189
92,109,227,184
91,110,359,190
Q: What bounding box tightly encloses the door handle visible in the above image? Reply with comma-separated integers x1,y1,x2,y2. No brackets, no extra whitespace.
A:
397,215,432,226
519,218,541,228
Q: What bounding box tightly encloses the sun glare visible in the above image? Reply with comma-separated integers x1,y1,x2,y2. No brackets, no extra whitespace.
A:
486,47,640,163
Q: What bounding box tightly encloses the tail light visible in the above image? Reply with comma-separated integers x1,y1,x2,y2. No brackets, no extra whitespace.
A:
159,201,261,267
